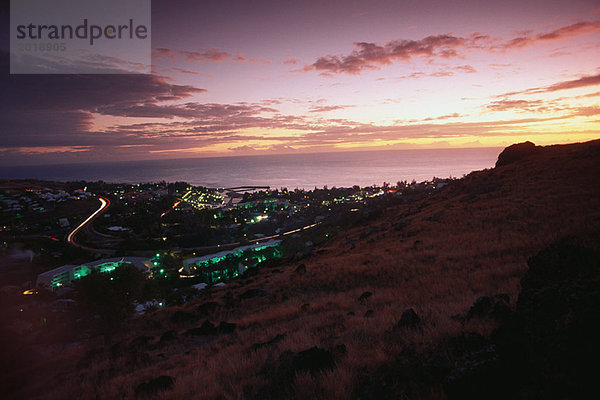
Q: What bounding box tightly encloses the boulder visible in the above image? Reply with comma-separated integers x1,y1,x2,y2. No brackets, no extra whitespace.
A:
295,264,307,274
292,346,335,375
358,291,373,302
397,308,421,328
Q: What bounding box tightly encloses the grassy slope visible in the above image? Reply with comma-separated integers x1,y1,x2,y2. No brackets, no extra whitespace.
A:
28,140,600,399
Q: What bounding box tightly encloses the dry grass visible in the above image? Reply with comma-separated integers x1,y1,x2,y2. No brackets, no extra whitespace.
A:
21,140,600,399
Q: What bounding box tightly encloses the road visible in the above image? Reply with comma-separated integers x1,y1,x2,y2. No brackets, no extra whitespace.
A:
65,195,321,255
177,222,322,252
66,196,111,251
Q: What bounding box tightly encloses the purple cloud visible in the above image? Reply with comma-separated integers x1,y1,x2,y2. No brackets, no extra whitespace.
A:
303,21,600,75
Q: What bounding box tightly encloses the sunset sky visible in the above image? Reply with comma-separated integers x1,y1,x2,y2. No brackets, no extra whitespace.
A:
1,0,600,165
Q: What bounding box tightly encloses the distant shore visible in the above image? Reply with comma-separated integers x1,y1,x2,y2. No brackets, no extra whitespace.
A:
0,147,501,190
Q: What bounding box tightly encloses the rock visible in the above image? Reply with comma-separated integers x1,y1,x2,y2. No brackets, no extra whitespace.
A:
397,308,420,328
295,264,306,274
495,141,537,167
134,375,175,398
218,321,237,334
466,294,511,321
358,291,373,302
292,346,335,375
450,238,600,399
185,320,216,336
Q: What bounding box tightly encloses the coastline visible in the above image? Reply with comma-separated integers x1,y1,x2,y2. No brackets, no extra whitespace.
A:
0,147,502,190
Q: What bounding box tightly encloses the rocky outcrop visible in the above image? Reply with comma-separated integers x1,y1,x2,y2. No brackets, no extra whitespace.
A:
446,237,600,399
495,141,538,167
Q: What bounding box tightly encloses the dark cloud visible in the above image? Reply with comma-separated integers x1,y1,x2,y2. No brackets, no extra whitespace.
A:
1,76,204,115
486,97,600,117
544,72,600,92
537,21,600,41
96,103,277,120
0,51,206,149
491,21,600,50
499,72,600,97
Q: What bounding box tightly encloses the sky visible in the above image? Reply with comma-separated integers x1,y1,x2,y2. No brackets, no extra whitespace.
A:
1,0,599,165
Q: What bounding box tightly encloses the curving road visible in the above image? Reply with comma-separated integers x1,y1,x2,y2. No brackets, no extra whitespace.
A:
66,196,111,249
65,195,321,255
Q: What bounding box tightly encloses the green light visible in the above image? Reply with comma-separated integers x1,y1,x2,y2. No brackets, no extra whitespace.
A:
160,269,164,274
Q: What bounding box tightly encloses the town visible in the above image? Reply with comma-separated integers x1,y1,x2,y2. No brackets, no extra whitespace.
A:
0,178,451,329
0,179,448,290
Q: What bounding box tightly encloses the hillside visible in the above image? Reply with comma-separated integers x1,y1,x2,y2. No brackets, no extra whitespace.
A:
12,140,600,399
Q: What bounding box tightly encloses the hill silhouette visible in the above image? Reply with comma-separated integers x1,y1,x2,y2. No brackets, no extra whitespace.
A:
12,139,600,399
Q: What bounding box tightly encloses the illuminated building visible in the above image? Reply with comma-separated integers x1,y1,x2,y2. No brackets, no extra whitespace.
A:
182,240,282,283
36,257,151,290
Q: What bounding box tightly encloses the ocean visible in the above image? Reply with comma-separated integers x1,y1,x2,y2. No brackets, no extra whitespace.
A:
0,148,502,190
